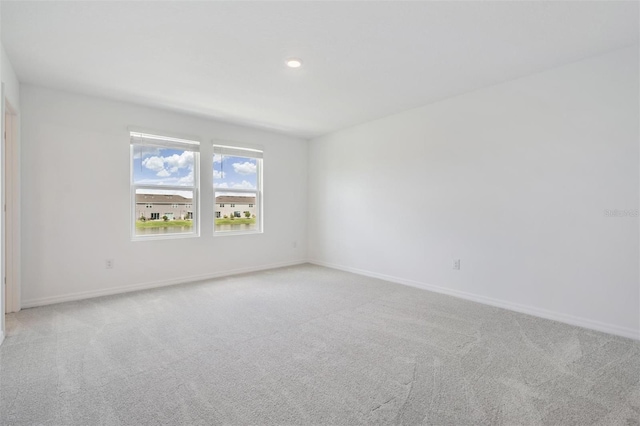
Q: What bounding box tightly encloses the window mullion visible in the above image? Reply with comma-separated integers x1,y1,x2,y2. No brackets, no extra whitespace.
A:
134,184,196,192
212,188,257,194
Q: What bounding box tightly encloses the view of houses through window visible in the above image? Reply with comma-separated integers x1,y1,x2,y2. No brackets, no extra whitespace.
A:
131,132,200,237
131,134,262,238
213,145,262,233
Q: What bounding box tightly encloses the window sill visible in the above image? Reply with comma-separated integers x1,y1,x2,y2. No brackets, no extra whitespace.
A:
213,230,263,237
131,232,200,242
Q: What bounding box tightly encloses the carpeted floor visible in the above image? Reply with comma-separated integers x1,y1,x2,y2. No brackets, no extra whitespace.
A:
1,264,638,425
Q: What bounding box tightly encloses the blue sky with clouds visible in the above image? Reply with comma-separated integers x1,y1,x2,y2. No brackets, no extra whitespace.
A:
133,146,194,186
213,154,257,190
133,147,257,197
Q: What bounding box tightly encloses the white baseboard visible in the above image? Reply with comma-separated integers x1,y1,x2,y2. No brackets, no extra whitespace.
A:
309,259,640,341
20,258,640,341
21,259,307,309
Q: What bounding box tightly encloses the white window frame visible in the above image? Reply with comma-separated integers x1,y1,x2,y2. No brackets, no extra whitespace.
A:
213,142,263,236
130,131,200,241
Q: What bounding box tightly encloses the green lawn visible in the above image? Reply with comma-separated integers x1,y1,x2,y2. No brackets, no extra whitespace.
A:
215,217,256,225
136,217,256,228
136,220,193,229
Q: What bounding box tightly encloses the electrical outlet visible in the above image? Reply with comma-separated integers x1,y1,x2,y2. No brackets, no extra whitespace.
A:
105,259,114,269
452,259,461,270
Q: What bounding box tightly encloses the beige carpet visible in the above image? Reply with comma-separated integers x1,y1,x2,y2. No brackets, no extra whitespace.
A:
1,264,638,425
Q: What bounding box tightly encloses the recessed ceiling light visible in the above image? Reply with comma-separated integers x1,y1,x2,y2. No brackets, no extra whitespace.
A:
286,58,303,68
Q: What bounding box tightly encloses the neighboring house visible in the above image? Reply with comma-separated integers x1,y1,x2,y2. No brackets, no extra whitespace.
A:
215,196,256,219
136,194,256,220
136,194,193,220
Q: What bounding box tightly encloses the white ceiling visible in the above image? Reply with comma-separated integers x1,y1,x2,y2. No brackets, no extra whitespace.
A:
2,1,638,138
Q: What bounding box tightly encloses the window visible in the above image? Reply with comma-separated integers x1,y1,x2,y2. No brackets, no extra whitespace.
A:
131,131,199,238
213,144,262,234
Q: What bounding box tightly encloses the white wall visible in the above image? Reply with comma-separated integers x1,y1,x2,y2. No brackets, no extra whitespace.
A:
2,46,20,111
0,23,3,342
20,86,307,306
308,47,640,339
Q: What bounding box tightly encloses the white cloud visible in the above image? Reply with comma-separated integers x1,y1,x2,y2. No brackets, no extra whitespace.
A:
213,170,226,179
136,171,193,187
177,170,194,185
232,180,256,189
142,156,165,172
213,154,222,163
214,181,255,189
141,151,194,179
232,161,256,175
164,151,194,171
